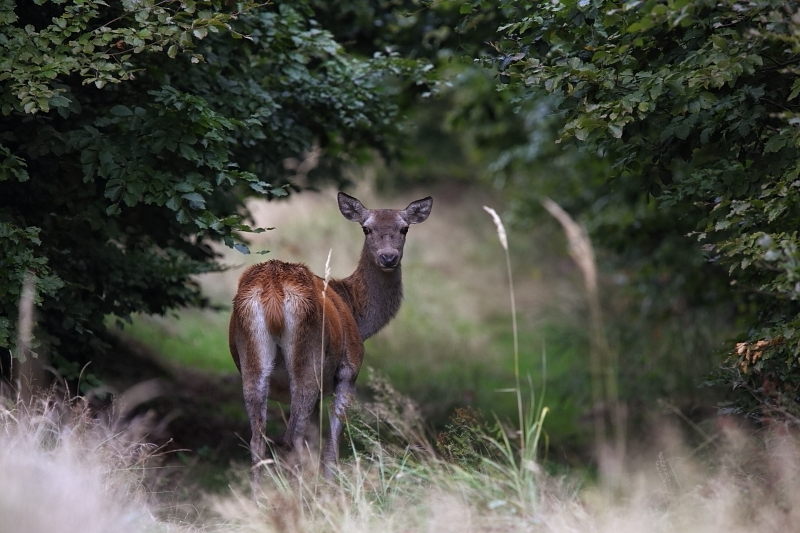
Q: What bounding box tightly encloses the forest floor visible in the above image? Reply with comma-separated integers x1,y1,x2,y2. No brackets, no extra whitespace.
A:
94,334,251,495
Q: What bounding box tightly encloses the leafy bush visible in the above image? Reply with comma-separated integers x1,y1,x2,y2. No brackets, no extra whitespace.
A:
0,0,431,379
462,0,800,415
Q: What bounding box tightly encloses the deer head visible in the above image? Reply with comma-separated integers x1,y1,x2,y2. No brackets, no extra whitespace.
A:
338,192,433,272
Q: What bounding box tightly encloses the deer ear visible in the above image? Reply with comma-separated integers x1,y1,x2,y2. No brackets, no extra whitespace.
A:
402,196,433,224
338,192,368,223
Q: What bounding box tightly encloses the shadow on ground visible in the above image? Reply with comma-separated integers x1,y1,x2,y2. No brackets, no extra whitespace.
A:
91,334,271,493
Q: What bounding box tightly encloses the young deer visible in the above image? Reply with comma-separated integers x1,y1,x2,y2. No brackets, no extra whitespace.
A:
229,192,433,485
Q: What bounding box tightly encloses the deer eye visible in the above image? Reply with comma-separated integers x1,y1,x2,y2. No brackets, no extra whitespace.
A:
400,227,409,235
362,226,371,235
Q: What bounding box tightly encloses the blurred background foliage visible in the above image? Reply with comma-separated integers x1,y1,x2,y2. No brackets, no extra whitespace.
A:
468,0,800,419
305,0,800,424
3,0,800,473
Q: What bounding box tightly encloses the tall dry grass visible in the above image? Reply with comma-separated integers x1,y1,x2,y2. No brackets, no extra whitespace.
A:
541,198,626,482
207,374,800,533
0,392,173,533
5,385,800,533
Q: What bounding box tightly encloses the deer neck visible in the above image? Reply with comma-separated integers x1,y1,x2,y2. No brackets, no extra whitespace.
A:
330,245,403,341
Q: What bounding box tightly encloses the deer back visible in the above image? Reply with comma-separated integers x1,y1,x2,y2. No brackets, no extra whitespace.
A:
229,260,364,402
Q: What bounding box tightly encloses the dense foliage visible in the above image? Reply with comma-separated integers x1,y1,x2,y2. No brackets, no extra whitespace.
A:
463,0,800,414
0,0,431,382
303,0,516,188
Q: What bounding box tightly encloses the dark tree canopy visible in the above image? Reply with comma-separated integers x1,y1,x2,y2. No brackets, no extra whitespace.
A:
0,0,431,384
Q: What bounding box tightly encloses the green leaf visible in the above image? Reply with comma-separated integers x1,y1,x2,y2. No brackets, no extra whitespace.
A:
165,196,181,211
104,179,123,201
764,134,787,154
181,192,206,209
789,78,800,101
110,105,132,117
49,95,70,108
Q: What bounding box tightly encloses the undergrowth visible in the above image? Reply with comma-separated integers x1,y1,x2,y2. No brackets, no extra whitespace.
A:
4,194,799,533
212,369,553,533
4,377,800,533
0,392,169,533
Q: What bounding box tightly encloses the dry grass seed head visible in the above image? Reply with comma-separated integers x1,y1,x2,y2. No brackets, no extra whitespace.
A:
0,392,164,533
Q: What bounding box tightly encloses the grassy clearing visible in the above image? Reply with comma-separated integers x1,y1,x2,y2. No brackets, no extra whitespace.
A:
116,185,585,436
121,310,233,374
4,185,793,532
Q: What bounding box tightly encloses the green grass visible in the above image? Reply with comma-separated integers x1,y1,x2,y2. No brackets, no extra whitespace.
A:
113,188,600,460
120,310,235,374
482,320,590,454
114,186,727,471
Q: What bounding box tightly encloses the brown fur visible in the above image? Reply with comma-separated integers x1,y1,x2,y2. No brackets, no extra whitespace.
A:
229,192,432,490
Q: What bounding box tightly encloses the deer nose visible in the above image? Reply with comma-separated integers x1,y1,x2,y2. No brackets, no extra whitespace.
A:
378,252,399,268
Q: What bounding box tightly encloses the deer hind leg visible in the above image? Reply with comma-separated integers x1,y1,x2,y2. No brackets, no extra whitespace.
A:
243,371,269,487
284,384,319,457
235,308,277,488
323,363,357,478
280,319,322,456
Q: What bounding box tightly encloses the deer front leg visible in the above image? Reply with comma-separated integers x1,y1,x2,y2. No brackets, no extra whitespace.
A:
323,365,357,478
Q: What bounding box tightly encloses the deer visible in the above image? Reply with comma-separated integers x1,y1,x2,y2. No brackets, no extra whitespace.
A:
228,192,433,487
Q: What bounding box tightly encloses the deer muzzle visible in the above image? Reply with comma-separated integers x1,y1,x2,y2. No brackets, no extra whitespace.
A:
378,251,400,270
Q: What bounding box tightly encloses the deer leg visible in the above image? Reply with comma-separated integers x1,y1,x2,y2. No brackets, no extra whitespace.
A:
323,364,357,478
282,319,327,456
242,368,269,488
237,327,276,490
283,347,321,454
283,385,318,454
306,399,322,449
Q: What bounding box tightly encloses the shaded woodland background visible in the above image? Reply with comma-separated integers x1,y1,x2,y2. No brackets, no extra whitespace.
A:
3,1,800,531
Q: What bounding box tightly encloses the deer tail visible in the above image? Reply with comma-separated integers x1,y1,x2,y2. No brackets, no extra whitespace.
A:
262,289,286,337
232,286,285,339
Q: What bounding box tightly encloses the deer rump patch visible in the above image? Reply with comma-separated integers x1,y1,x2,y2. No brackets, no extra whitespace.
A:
232,260,362,404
